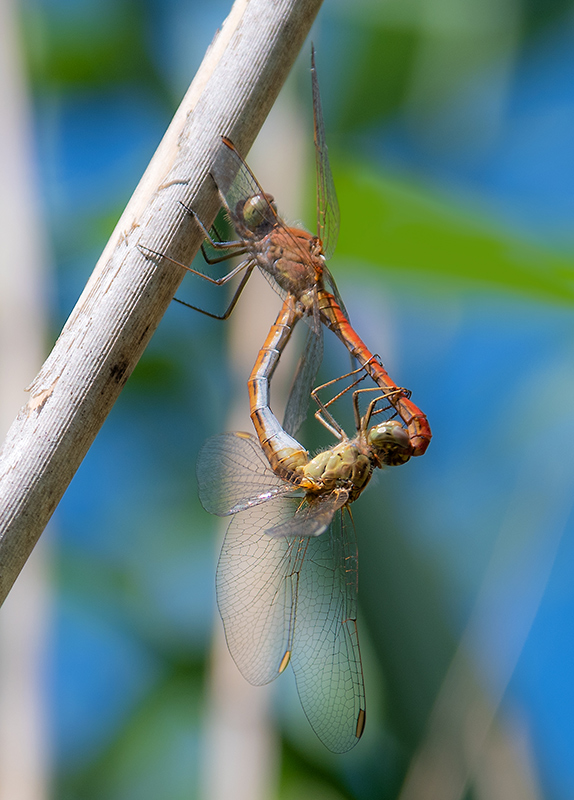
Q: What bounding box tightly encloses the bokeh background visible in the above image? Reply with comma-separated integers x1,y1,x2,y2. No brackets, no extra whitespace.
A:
2,0,574,798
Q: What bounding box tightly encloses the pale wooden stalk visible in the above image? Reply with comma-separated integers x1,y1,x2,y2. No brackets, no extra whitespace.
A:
0,0,325,605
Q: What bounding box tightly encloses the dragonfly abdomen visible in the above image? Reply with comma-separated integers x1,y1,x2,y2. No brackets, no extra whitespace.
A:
318,289,431,458
248,298,309,479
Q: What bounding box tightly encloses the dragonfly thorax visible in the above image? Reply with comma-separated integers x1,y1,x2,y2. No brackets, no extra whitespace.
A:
302,442,371,495
255,227,324,305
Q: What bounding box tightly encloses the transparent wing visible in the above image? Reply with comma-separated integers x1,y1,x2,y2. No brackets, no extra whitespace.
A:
312,47,340,260
291,509,366,753
197,432,297,516
266,491,349,539
211,137,279,233
216,494,307,686
283,321,323,438
208,432,365,751
210,138,318,304
322,264,348,321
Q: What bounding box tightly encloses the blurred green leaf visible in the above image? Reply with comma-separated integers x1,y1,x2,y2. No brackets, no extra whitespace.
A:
334,159,574,302
23,0,160,91
335,24,420,131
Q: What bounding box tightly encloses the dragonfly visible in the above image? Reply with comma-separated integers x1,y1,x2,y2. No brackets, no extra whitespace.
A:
249,293,412,481
224,253,412,753
141,48,431,458
198,371,408,752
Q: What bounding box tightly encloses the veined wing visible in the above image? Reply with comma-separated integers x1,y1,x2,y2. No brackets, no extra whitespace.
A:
283,309,324,438
216,493,307,686
291,508,365,753
266,490,349,539
322,264,349,321
197,432,299,517
211,137,279,233
206,434,365,750
211,139,321,293
312,46,340,260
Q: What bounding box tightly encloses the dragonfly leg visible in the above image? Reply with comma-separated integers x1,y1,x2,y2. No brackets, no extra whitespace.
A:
179,202,246,250
138,244,253,286
312,394,347,440
173,262,255,320
200,244,249,265
311,374,369,439
311,358,379,433
312,363,370,404
351,386,408,432
197,220,250,264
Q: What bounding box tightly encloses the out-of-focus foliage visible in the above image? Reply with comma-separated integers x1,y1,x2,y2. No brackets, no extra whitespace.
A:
24,1,156,89
335,161,574,301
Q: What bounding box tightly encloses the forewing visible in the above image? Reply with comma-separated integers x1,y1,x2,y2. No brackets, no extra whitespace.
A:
211,138,320,305
312,47,340,260
265,491,348,539
211,138,278,232
291,509,366,753
197,432,296,516
322,265,349,321
216,494,307,686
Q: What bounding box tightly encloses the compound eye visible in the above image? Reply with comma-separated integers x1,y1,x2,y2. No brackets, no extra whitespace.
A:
368,421,409,449
368,421,412,466
242,193,276,229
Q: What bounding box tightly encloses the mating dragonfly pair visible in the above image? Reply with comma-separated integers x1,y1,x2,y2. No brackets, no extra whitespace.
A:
143,49,431,753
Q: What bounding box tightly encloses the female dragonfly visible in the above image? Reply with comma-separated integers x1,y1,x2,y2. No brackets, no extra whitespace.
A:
199,369,408,752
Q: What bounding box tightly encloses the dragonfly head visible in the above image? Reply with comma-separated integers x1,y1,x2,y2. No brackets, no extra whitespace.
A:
241,193,277,234
367,421,412,466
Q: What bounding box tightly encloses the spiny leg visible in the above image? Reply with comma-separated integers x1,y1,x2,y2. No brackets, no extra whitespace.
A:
351,386,407,433
172,262,255,320
179,201,246,251
138,244,252,286
310,357,380,434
